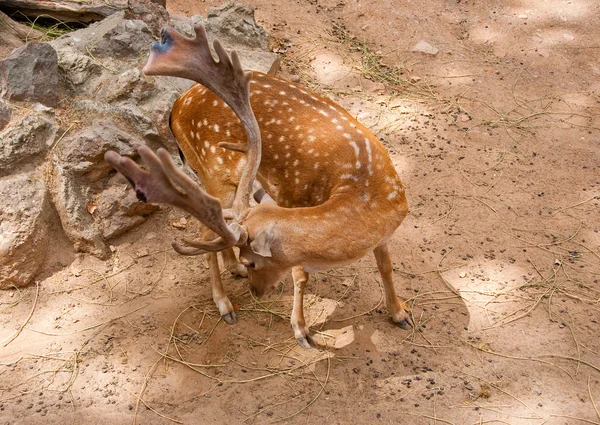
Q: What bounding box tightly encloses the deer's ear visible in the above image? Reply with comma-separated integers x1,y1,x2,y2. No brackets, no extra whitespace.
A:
250,225,275,257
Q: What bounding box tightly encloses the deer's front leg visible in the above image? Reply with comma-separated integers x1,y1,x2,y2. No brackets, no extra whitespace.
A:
291,266,314,349
374,243,412,329
206,251,237,323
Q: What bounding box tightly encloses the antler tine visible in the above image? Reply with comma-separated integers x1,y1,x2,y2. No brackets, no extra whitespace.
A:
105,147,247,253
171,222,247,256
199,28,261,222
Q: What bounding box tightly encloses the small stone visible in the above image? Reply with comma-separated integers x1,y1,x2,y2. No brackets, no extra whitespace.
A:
412,40,439,56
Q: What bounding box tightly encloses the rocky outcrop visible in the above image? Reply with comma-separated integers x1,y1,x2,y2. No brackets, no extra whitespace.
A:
50,119,157,257
0,42,59,107
0,112,58,177
0,2,279,286
203,2,269,51
0,170,51,289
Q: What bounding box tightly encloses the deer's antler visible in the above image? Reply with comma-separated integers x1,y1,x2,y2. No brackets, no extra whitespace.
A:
143,24,261,223
105,147,248,252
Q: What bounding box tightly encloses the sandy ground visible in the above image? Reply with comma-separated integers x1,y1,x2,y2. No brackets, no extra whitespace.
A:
2,0,600,424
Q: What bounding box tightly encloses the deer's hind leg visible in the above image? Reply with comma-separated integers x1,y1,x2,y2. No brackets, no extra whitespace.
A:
373,243,412,329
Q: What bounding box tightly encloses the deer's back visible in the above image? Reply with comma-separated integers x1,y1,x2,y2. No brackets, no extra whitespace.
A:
171,73,406,214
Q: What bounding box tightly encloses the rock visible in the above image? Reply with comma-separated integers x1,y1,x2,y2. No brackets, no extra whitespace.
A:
0,112,58,177
96,68,155,104
0,42,59,107
94,184,158,240
411,40,439,56
0,169,51,289
72,100,160,142
93,18,154,59
51,12,150,70
236,49,280,75
56,119,138,181
173,14,279,74
50,119,141,257
202,2,269,51
125,0,169,36
0,99,10,131
56,49,102,90
141,88,180,145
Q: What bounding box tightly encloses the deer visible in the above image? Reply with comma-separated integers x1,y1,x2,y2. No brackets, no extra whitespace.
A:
104,24,412,348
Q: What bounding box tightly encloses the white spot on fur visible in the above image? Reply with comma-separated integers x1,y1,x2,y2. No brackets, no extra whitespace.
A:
349,141,360,157
340,173,359,181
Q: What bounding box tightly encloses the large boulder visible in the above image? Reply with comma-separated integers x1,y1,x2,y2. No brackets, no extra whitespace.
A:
0,112,58,177
201,2,269,51
55,49,102,91
50,12,153,84
50,119,157,257
94,183,158,240
93,19,154,59
0,42,59,107
0,170,51,289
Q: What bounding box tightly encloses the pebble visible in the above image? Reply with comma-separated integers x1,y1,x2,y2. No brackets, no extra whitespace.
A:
411,40,439,56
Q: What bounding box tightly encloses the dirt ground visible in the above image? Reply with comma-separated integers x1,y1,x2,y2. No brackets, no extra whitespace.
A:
2,0,600,424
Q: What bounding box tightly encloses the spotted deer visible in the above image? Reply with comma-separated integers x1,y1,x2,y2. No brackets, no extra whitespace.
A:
105,24,411,348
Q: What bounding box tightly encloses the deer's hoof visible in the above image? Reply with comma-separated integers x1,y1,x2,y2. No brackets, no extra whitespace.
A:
221,311,237,325
395,319,411,330
296,336,313,349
